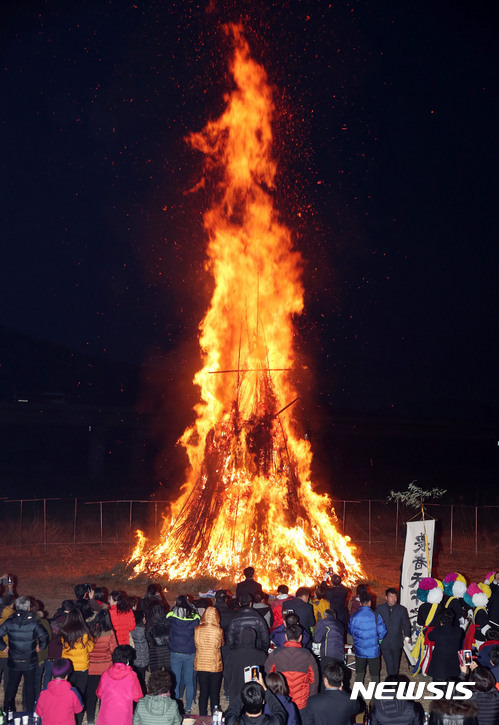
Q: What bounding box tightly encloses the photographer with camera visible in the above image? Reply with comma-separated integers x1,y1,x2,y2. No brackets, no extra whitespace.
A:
225,671,287,725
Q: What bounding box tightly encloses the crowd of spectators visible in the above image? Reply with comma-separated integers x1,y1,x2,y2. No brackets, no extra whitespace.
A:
0,566,497,725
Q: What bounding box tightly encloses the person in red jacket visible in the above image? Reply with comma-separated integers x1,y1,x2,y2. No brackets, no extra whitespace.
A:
264,623,319,712
35,658,83,725
108,591,136,646
270,585,293,633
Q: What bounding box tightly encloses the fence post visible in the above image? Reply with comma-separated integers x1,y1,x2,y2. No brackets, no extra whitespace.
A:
74,498,77,544
449,505,453,555
475,506,478,555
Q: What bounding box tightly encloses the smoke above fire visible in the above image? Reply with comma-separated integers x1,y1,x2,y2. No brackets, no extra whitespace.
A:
129,24,363,590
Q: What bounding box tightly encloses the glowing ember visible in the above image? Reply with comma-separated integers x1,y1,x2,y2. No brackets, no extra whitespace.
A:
129,24,363,591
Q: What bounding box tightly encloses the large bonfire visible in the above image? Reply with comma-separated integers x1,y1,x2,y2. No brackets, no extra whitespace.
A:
129,25,363,591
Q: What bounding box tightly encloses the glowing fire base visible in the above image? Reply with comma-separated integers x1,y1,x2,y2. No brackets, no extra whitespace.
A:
129,364,363,592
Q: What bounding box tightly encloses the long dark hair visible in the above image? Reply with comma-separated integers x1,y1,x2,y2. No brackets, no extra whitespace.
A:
146,602,168,626
90,608,113,638
110,590,133,614
265,671,289,697
60,608,92,648
173,595,197,620
142,583,162,609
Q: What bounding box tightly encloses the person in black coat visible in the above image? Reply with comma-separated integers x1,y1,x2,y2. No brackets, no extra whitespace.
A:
236,567,263,602
226,595,270,652
302,662,364,725
0,595,49,712
370,674,424,725
427,609,462,681
469,665,499,725
376,588,411,676
215,590,236,635
287,588,315,645
224,627,268,702
215,590,236,697
487,573,499,628
322,574,350,627
145,601,171,673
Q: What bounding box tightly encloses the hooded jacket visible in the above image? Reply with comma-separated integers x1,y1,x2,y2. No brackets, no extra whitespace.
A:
226,606,270,652
35,678,83,725
96,662,143,725
224,627,268,702
133,694,182,725
0,609,49,670
166,610,200,654
194,606,224,672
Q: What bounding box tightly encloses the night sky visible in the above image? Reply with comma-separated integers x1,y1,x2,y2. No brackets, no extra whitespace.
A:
2,0,498,428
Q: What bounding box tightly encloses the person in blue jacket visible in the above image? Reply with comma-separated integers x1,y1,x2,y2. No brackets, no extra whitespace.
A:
348,592,387,685
166,595,200,715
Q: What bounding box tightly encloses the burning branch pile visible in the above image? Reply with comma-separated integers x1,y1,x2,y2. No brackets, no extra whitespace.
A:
129,25,363,590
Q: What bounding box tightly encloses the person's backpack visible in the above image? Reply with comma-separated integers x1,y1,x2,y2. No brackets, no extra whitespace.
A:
150,620,169,646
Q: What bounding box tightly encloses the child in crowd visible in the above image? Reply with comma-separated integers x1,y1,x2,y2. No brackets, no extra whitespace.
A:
96,644,142,725
35,658,83,725
133,668,181,725
131,608,149,693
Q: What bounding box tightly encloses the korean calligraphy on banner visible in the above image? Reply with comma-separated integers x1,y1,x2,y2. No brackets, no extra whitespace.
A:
400,519,435,629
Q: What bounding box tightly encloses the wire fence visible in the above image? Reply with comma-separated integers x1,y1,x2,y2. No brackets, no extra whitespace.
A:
1,497,498,555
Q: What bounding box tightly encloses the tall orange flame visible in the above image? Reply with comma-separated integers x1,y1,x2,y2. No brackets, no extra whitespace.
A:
129,24,363,591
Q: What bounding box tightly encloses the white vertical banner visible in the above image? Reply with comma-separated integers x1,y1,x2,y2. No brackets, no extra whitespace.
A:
400,519,435,629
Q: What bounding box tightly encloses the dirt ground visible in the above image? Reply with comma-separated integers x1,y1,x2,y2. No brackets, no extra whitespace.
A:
2,540,492,614
1,541,495,721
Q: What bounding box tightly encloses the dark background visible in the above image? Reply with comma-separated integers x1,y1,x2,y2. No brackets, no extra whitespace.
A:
1,0,497,502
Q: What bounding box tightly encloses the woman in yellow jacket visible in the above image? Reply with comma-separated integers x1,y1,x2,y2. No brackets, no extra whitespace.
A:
60,608,94,725
312,585,330,624
194,606,224,717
